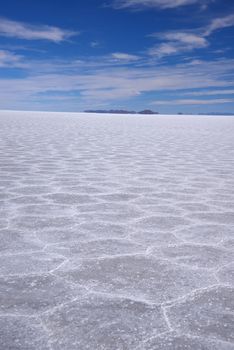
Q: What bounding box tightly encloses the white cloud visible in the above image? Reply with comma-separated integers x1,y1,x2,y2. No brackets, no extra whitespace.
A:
148,13,234,59
183,89,234,96
0,54,234,110
152,98,234,105
81,88,141,100
148,32,208,57
0,50,24,67
204,14,234,36
163,32,207,46
111,0,209,10
111,52,140,61
0,18,77,42
148,43,178,57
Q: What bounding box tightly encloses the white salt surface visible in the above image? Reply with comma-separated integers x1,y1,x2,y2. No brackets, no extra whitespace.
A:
0,110,234,349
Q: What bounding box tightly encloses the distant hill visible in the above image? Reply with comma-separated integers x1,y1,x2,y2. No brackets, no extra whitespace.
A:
138,109,158,115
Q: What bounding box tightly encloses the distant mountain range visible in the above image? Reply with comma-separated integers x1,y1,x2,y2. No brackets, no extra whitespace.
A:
84,109,159,115
84,110,234,116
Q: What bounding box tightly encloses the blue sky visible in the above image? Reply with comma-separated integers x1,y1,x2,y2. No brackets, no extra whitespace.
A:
0,0,234,113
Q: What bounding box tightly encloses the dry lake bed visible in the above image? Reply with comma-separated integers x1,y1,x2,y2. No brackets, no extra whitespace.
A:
0,110,234,349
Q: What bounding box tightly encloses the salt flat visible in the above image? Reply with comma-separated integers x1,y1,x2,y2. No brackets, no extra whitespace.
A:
0,110,234,349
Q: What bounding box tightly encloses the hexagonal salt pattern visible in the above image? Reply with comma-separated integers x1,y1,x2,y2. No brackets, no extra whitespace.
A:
137,332,234,350
55,255,217,303
42,294,168,350
0,110,234,349
166,286,234,343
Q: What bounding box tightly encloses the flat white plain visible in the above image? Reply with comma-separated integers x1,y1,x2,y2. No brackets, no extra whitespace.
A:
0,110,234,349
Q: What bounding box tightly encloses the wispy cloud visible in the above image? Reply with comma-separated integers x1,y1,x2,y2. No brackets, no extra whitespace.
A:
0,18,77,42
81,87,141,100
183,89,234,96
148,13,234,59
111,52,140,61
162,32,207,47
204,14,234,36
111,0,211,10
0,54,234,110
0,49,24,67
148,32,208,57
152,98,234,105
